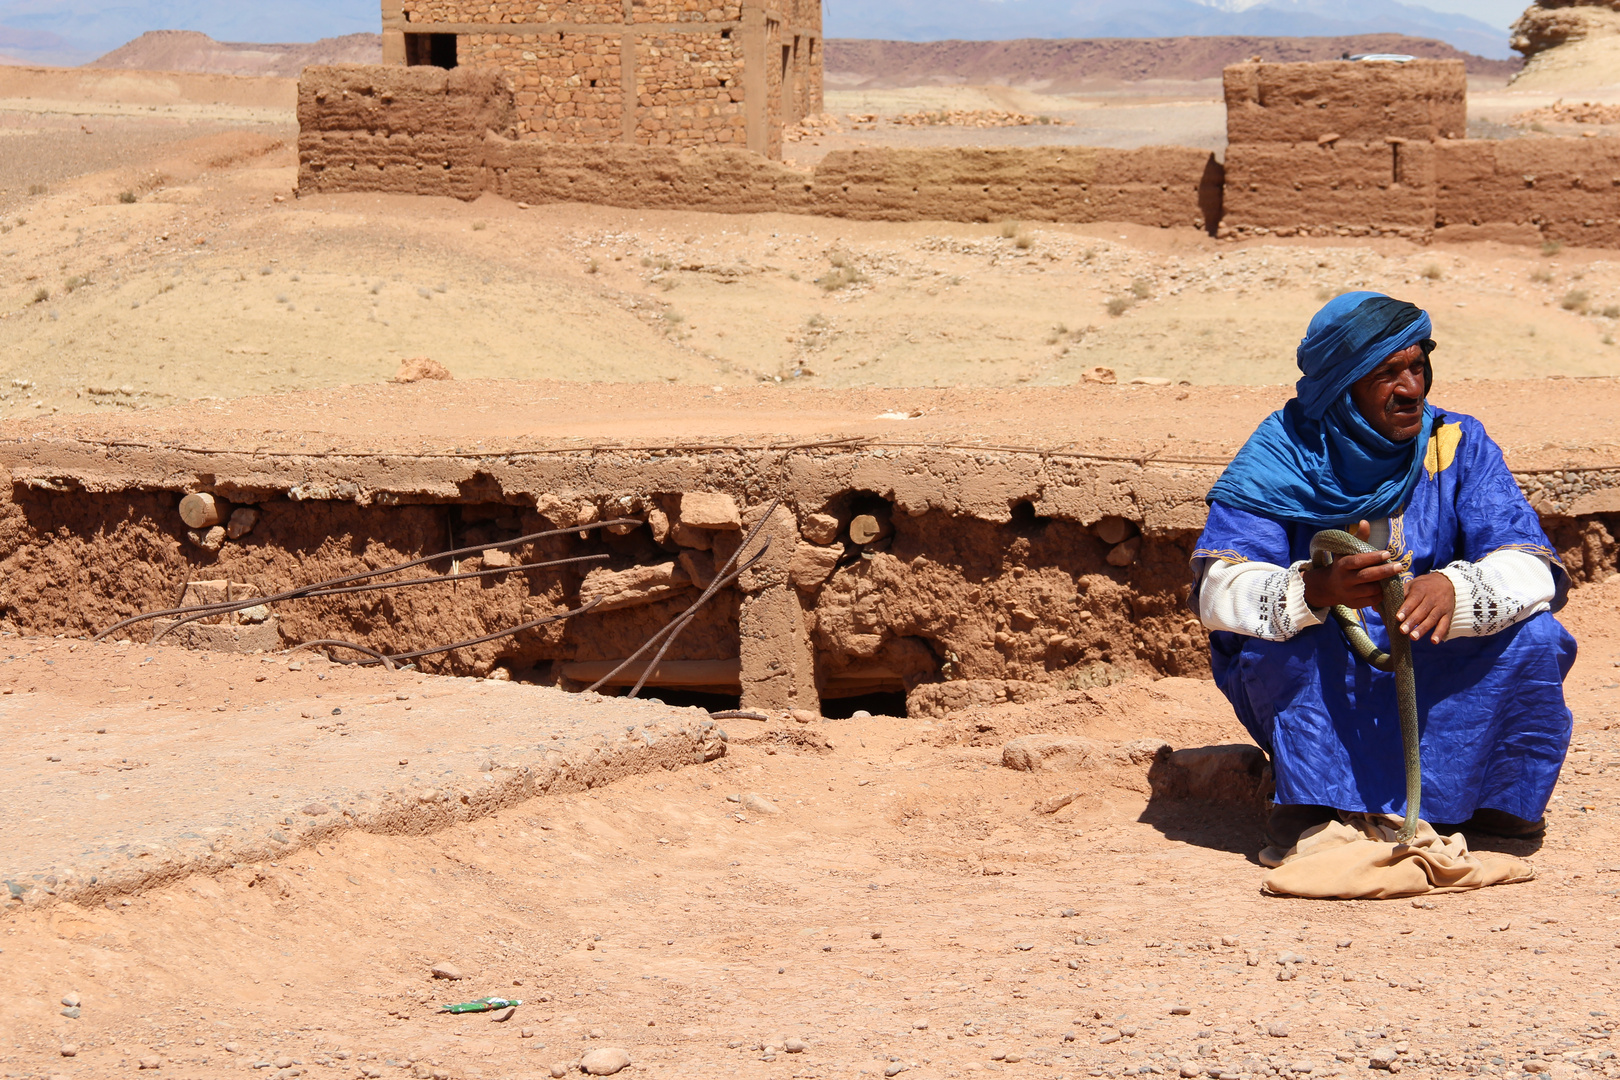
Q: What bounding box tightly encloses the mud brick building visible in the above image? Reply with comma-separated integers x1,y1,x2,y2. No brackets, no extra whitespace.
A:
377,0,821,156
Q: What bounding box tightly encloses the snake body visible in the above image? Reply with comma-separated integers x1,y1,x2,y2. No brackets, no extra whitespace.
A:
1309,529,1422,844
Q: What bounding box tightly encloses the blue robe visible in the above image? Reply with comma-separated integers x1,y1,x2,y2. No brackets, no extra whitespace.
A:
1192,409,1576,824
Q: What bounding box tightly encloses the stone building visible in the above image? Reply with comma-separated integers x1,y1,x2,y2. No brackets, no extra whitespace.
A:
378,0,821,157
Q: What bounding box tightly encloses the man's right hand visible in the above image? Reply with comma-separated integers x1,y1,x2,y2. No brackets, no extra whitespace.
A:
1301,519,1401,610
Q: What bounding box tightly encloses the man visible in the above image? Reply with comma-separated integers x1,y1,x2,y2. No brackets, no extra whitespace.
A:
1191,291,1575,846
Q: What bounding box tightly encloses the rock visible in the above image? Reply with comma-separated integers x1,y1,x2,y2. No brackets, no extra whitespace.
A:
275,1057,294,1069
1093,516,1136,545
789,541,841,588
914,1020,929,1030
852,709,872,718
429,961,465,980
60,1045,77,1057
226,507,260,540
490,1006,516,1022
578,562,692,612
678,549,717,588
60,1006,80,1019
581,1047,631,1075
1081,365,1117,384
1337,938,1353,949
1130,376,1173,386
481,548,513,569
671,521,711,549
790,708,819,724
1267,1022,1290,1038
784,1039,807,1053
884,1064,907,1078
187,525,227,552
393,357,452,383
1170,1005,1191,1015
1098,1031,1122,1045
179,492,228,529
1106,537,1142,567
647,507,671,543
224,1042,240,1053
849,514,884,545
678,492,741,531
1180,1065,1201,1077
138,1056,162,1069
742,793,781,815
1277,967,1298,981
549,1066,568,1079
1005,1053,1023,1064
237,604,271,624
800,512,840,545
60,993,80,1008
1369,1047,1398,1070
301,803,329,816
521,1027,535,1038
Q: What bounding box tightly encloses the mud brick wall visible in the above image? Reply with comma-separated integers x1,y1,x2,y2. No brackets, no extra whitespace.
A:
1435,136,1620,247
1223,59,1467,145
1220,140,1436,240
482,140,1222,228
296,65,514,199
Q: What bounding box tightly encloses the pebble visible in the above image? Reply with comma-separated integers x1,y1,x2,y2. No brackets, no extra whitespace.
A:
1099,1031,1122,1045
429,961,465,980
1221,935,1240,947
784,1039,807,1053
589,1028,606,1039
1014,942,1035,951
275,1057,294,1069
1268,1022,1290,1038
1336,939,1353,949
581,1047,631,1075
490,1006,516,1022
853,710,873,719
60,992,80,1008
138,1056,162,1070
1170,1005,1192,1015
1005,1052,1023,1063
1277,967,1298,981
59,1045,77,1058
871,930,882,939
224,1042,240,1053
884,1064,907,1077
1369,1047,1398,1071
1060,908,1077,918
550,1066,569,1079
60,1006,80,1019
1179,1066,1200,1078
914,1020,929,1030
521,1027,536,1038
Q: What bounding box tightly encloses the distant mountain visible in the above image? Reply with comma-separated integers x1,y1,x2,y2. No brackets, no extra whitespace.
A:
87,30,381,78
823,0,1515,60
825,33,1521,91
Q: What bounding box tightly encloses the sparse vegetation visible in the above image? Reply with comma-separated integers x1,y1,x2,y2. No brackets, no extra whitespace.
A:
586,257,600,274
369,281,383,294
817,251,866,292
1046,323,1070,346
1000,222,1020,239
1541,239,1563,257
417,286,432,299
31,287,49,304
27,184,47,196
472,221,487,231
118,191,137,204
1014,231,1034,251
1530,268,1555,284
1603,305,1620,319
64,276,87,294
1420,264,1444,280
1106,297,1134,317
1562,289,1590,312
1130,277,1153,300
259,266,273,276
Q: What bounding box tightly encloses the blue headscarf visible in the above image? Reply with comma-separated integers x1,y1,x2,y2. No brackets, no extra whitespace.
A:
1206,291,1435,528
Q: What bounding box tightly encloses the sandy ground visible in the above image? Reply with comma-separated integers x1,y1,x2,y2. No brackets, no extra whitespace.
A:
0,578,1617,1080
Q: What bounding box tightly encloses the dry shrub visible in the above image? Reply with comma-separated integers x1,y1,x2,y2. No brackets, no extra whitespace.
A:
1420,264,1444,280
1106,297,1134,317
1130,278,1153,300
1562,289,1591,312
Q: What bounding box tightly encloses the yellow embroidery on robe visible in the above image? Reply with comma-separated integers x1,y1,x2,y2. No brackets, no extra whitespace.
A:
1387,514,1416,585
1423,422,1462,478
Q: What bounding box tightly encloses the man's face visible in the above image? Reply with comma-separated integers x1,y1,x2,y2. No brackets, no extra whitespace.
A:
1349,344,1427,442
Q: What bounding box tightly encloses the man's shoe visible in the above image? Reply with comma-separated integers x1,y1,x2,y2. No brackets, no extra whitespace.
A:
1266,803,1339,849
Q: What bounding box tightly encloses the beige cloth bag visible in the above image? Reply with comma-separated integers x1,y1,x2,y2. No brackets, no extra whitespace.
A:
1260,813,1536,899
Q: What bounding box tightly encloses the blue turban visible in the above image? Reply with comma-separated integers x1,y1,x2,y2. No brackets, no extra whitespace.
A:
1206,291,1436,528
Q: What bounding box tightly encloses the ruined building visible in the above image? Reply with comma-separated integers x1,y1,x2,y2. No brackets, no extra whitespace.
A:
376,0,821,156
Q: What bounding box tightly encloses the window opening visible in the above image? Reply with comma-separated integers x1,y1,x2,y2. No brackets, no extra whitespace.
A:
405,32,458,69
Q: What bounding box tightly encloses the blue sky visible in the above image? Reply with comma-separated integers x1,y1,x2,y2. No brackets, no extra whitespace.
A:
0,0,1525,64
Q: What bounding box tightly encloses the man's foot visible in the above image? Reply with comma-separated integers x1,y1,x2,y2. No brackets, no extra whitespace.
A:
1266,803,1339,849
1452,808,1546,840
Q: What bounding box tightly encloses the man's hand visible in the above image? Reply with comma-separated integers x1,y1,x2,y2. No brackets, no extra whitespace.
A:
1396,573,1454,644
1302,519,1402,610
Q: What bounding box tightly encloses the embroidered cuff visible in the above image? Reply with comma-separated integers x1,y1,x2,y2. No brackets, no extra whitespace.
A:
1438,561,1524,639
1285,560,1328,633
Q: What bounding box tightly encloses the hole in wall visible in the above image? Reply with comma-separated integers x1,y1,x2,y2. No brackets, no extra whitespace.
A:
821,691,907,719
630,688,741,711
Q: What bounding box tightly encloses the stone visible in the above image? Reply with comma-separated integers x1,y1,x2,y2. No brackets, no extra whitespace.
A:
647,507,671,544
800,512,840,545
138,1056,162,1070
679,492,741,531
60,1006,80,1019
742,792,781,815
187,525,227,552
914,1020,929,1030
1170,1005,1192,1015
790,708,819,724
550,1066,568,1079
227,507,260,540
490,1006,516,1022
849,514,884,545
1268,1022,1290,1038
671,521,712,550
179,492,229,529
1180,1066,1201,1077
1094,515,1135,545
578,562,692,612
521,1027,535,1038
224,1042,240,1053
1106,537,1142,567
1099,1031,1122,1045
784,1039,807,1053
581,1047,631,1075
275,1057,294,1069
884,1065,907,1078
789,541,841,588
60,1045,77,1057
1369,1047,1398,1070
1081,365,1117,384
60,993,80,1008
429,961,465,980
392,357,452,383
678,549,717,588
480,548,513,569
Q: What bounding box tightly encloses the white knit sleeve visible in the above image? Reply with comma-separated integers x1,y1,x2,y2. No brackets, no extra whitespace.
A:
1436,549,1556,639
1196,558,1327,642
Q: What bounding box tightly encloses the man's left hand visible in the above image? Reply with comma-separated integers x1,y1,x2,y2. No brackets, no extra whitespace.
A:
1396,572,1455,644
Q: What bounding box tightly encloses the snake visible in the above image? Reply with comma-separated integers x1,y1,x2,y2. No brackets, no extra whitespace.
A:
1309,529,1422,844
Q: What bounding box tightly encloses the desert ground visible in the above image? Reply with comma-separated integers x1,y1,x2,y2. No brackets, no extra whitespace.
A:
3,61,1620,1080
